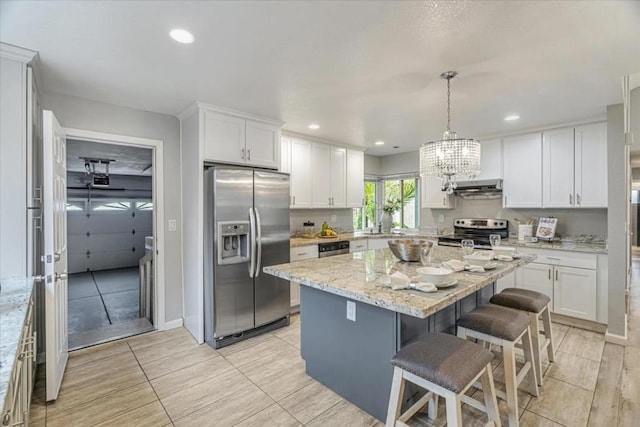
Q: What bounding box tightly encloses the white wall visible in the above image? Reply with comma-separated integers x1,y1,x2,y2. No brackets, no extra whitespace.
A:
41,92,183,323
380,152,419,176
364,155,381,176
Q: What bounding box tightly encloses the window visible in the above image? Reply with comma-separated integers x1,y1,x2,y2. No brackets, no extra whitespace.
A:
353,176,419,230
91,201,131,211
135,201,153,211
66,201,85,212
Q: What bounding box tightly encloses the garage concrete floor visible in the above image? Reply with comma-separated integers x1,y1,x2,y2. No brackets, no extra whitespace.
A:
68,267,153,349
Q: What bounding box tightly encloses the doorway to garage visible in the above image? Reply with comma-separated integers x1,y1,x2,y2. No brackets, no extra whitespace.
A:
66,139,155,349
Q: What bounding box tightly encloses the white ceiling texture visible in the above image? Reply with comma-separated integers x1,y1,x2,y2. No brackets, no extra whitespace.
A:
1,1,639,156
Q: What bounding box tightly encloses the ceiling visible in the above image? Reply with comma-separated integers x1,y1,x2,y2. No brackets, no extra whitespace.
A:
1,1,639,156
67,139,152,176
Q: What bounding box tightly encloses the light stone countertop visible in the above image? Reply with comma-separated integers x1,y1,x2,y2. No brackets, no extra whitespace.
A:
265,246,535,319
290,232,439,247
501,238,607,254
1,277,34,409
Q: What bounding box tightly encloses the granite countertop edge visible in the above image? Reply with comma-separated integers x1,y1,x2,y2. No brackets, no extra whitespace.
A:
1,277,35,410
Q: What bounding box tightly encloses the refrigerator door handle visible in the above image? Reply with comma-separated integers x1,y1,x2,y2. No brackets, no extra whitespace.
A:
254,207,262,278
249,207,257,278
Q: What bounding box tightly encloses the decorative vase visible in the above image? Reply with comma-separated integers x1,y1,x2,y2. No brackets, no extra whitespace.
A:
381,212,392,233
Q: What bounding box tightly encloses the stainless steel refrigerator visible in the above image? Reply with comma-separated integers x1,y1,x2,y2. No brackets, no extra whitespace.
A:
204,166,291,348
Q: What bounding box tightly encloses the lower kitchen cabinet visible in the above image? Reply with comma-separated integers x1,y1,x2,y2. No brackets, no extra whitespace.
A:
554,266,597,320
367,238,392,250
289,244,319,311
349,239,368,252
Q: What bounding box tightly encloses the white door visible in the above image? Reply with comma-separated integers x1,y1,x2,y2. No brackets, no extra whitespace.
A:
503,133,543,208
290,138,312,208
245,120,280,169
330,147,346,207
575,122,608,207
203,111,245,164
421,176,453,209
542,127,574,207
311,143,331,207
346,149,365,208
43,110,69,401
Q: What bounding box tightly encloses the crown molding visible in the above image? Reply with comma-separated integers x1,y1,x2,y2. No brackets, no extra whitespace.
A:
177,101,284,126
0,42,37,63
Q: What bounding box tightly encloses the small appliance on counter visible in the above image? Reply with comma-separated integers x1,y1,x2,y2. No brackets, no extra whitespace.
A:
437,218,509,249
301,221,316,238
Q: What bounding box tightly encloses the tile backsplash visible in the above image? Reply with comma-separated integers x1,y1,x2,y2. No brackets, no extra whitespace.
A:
289,208,354,235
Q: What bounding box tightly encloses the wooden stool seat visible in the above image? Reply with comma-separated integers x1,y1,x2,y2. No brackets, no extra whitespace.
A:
490,288,555,387
458,305,539,427
386,333,501,427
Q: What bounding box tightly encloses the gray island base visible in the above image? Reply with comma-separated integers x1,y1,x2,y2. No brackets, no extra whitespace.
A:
264,247,534,421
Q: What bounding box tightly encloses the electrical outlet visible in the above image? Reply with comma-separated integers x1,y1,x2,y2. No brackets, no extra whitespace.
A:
331,214,337,222
346,301,356,321
438,214,445,223
168,219,177,231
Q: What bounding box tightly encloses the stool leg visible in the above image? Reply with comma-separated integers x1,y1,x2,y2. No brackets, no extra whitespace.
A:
541,306,555,362
502,342,519,427
521,327,539,397
445,394,463,427
428,394,439,420
479,365,502,427
528,312,543,387
386,367,405,427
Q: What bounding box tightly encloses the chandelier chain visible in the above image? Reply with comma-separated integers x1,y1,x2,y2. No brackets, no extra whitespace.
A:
446,77,451,132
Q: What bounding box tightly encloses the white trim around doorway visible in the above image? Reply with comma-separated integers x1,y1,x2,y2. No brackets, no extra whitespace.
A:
61,127,169,331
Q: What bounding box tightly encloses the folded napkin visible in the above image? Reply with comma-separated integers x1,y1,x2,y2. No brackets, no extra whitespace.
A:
496,255,513,262
442,259,466,272
413,282,438,293
389,272,410,290
466,265,485,273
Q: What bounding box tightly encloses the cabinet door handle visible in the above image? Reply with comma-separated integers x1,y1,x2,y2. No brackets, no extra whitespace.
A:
555,270,558,281
569,194,573,205
442,197,445,206
546,257,562,260
241,148,245,160
504,195,507,206
548,269,551,280
577,193,581,205
362,198,364,205
297,252,308,256
247,149,251,160
293,196,296,205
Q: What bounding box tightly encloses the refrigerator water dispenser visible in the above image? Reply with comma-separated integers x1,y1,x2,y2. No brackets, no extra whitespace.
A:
217,221,250,265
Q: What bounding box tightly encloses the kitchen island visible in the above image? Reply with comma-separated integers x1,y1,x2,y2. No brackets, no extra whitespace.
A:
264,246,535,421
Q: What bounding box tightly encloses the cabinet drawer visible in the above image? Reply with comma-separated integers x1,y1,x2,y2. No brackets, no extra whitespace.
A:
290,245,318,261
350,239,368,252
515,247,597,269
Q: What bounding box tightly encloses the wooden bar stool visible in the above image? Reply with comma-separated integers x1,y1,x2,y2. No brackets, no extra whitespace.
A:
457,305,539,427
490,288,555,386
386,333,501,427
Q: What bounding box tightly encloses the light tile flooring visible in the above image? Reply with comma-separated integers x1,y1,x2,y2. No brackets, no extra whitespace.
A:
30,259,640,427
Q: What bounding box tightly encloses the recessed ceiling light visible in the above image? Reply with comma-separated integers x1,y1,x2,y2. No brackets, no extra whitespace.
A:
375,141,385,146
504,114,520,121
308,123,320,130
170,29,194,44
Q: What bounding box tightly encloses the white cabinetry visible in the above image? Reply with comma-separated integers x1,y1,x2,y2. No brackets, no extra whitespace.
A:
290,245,319,310
368,238,392,250
476,138,502,180
290,138,313,208
515,248,598,321
503,133,542,208
203,109,280,169
346,150,365,207
312,144,346,208
421,176,454,209
284,135,364,209
542,123,607,208
350,239,368,252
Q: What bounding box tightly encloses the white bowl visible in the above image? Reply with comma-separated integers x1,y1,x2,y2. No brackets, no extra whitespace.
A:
416,267,454,284
463,252,494,266
492,247,517,257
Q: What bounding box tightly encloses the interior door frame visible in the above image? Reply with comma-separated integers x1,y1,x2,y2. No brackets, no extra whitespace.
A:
61,127,167,330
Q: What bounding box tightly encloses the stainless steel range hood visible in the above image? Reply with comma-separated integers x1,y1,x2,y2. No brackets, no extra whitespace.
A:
453,179,503,199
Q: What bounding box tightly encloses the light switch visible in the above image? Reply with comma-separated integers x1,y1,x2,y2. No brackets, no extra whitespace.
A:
438,214,445,223
346,300,356,322
168,219,177,231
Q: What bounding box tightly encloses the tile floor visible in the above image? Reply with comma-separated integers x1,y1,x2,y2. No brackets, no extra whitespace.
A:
30,259,640,426
68,267,153,350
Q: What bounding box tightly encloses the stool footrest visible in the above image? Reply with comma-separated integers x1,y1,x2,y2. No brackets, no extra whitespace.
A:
398,391,434,424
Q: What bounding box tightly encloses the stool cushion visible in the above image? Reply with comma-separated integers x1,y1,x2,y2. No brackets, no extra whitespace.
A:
391,333,493,393
458,304,531,341
490,288,551,313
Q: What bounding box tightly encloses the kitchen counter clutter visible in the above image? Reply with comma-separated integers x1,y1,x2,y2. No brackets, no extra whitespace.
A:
1,276,36,418
267,245,534,318
502,235,607,254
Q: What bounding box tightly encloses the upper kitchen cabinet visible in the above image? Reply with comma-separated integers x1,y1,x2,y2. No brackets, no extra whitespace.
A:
312,143,346,208
280,135,291,173
503,133,543,208
476,138,502,180
200,106,281,169
421,176,455,209
542,122,607,208
290,138,312,208
346,149,365,207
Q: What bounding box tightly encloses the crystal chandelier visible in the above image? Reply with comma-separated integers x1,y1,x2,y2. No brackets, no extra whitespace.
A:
419,71,481,194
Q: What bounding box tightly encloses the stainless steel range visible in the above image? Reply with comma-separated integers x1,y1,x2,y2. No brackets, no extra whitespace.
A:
438,218,509,249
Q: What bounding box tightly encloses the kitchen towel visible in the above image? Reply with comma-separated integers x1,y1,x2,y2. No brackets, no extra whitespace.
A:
442,259,466,272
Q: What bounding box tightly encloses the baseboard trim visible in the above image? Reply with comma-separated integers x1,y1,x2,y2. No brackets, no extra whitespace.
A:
605,331,628,346
550,313,607,333
160,318,184,331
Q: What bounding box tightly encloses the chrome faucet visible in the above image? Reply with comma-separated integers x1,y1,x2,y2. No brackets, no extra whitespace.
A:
378,221,382,234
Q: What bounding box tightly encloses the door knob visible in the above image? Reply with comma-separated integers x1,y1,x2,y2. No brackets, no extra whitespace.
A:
55,272,68,281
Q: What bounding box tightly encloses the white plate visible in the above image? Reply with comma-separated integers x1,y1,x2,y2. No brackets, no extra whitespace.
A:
435,279,458,289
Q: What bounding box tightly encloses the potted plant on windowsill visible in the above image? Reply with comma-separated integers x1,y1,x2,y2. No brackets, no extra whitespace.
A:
381,199,400,233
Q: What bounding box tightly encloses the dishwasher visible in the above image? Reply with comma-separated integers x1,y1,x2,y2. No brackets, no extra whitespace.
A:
318,240,350,257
